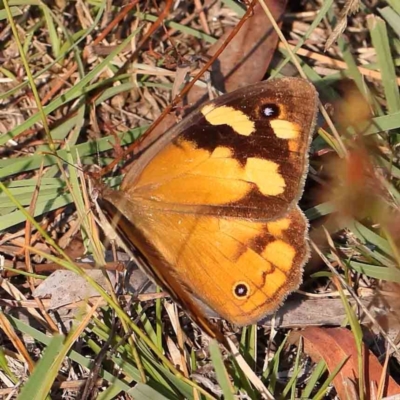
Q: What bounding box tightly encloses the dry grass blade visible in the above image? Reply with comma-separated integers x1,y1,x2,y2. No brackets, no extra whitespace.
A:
0,312,35,372
226,338,274,400
325,0,361,50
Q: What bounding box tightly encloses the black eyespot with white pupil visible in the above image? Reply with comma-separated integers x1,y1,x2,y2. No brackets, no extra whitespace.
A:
234,282,250,299
261,103,280,119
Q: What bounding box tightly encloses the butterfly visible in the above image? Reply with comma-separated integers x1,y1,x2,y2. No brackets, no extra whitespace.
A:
97,77,318,342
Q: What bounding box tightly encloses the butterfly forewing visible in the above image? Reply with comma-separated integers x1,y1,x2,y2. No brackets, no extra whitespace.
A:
123,77,318,221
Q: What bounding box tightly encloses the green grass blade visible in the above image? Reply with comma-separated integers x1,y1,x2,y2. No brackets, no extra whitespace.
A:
385,0,400,16
0,346,18,383
350,262,400,282
302,361,327,399
368,15,400,114
18,334,65,400
210,340,235,400
127,383,171,400
41,4,60,58
379,6,400,38
312,356,349,400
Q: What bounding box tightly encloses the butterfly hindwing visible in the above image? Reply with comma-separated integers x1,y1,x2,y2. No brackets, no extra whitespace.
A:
101,193,308,325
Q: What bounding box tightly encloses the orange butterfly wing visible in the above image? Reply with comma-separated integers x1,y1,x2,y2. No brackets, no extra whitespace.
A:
100,77,318,328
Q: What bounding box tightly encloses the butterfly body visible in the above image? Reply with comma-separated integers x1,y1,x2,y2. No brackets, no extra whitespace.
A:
100,77,318,332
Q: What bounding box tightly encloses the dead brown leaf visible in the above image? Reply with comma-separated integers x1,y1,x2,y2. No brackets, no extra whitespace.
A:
187,0,287,108
33,270,117,309
289,327,400,399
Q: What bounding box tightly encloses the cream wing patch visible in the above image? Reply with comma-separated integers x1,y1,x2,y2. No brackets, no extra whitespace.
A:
263,240,296,272
245,158,286,196
266,218,291,237
201,104,255,136
270,120,301,139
